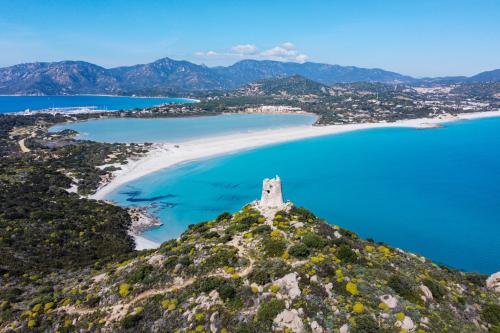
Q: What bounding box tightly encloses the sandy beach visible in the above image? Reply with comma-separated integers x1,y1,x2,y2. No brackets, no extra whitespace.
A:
91,110,500,203
89,110,500,250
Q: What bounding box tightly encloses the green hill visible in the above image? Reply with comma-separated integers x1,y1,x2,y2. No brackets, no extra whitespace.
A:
1,197,500,332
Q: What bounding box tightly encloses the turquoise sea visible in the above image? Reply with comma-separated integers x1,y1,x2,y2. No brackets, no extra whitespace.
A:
106,116,500,274
50,114,316,143
0,95,193,113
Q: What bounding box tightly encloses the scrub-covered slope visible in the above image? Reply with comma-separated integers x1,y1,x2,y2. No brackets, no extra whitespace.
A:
2,199,500,332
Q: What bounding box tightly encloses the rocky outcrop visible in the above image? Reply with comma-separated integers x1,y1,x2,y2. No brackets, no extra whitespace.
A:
486,271,500,292
127,207,162,235
274,309,305,332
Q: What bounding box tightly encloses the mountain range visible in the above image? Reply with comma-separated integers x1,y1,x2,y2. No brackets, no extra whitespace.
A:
0,57,498,95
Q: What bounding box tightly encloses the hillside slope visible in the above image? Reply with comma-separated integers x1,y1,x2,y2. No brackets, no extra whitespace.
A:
1,196,500,332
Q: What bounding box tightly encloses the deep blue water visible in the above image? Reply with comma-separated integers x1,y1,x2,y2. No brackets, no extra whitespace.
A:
50,114,316,143
0,95,193,113
109,117,500,274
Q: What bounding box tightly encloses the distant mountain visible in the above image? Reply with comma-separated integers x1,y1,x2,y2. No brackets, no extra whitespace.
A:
238,74,333,96
468,69,500,82
0,57,498,95
215,59,415,86
109,57,227,91
0,61,120,95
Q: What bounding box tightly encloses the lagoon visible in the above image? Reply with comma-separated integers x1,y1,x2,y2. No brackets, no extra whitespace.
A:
50,114,317,143
108,117,500,274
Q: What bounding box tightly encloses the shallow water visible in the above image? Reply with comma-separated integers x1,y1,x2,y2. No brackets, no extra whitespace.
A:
50,114,317,143
109,117,500,273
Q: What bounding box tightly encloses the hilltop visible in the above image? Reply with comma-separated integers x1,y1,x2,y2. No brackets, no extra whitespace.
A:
1,177,500,332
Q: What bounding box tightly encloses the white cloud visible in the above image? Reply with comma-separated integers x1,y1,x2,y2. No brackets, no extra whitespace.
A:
194,50,219,57
194,42,308,63
230,44,257,55
259,43,308,63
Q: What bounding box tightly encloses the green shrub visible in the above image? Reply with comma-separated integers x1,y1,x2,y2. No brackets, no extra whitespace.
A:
290,206,316,222
164,255,179,269
178,256,192,266
337,245,357,263
202,246,238,271
121,313,142,329
249,260,291,285
253,225,272,235
351,314,380,333
387,275,419,303
465,272,486,286
256,299,285,323
219,234,233,243
482,304,500,326
288,243,310,258
188,222,210,233
216,212,232,223
262,238,287,257
302,233,327,249
217,284,236,301
422,278,447,300
128,264,153,283
204,231,220,239
195,277,227,293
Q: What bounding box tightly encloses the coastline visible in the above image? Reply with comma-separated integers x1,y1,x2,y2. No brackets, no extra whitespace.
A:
91,110,500,202
89,110,500,250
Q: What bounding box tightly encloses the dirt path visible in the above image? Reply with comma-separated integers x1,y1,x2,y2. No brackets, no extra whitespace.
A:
18,138,30,153
57,244,256,325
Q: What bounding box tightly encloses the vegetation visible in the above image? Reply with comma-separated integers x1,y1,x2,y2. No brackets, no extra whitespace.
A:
0,201,497,332
0,77,499,332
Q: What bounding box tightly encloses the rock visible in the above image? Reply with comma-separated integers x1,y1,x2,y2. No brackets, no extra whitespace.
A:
396,316,415,332
147,254,165,266
420,285,433,301
210,311,218,333
274,272,301,300
379,294,398,308
334,231,342,239
486,271,500,292
324,283,333,298
274,309,304,332
339,324,349,333
310,320,324,333
290,221,305,228
310,275,318,283
92,273,107,283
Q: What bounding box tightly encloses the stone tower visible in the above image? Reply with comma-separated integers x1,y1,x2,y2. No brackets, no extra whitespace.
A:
260,175,284,208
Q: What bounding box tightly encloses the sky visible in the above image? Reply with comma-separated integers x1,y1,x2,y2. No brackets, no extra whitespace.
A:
0,0,499,77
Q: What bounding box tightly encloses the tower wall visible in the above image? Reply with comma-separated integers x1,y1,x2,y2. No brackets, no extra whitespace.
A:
260,176,284,208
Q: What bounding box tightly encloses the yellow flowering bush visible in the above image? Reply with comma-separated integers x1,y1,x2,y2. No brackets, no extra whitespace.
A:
353,302,364,313
346,282,359,296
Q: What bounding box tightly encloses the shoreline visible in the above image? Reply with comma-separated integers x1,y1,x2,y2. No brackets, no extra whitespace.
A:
89,110,500,250
91,110,500,202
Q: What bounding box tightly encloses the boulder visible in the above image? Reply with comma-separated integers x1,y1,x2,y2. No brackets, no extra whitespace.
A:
379,294,398,308
420,285,433,301
274,272,301,300
274,309,304,332
339,324,349,333
396,316,415,332
310,320,324,333
486,271,500,292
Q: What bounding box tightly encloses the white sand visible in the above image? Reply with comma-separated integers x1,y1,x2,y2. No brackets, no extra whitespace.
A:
132,234,161,250
91,110,500,202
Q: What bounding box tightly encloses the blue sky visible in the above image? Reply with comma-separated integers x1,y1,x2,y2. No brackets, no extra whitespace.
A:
0,0,499,77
